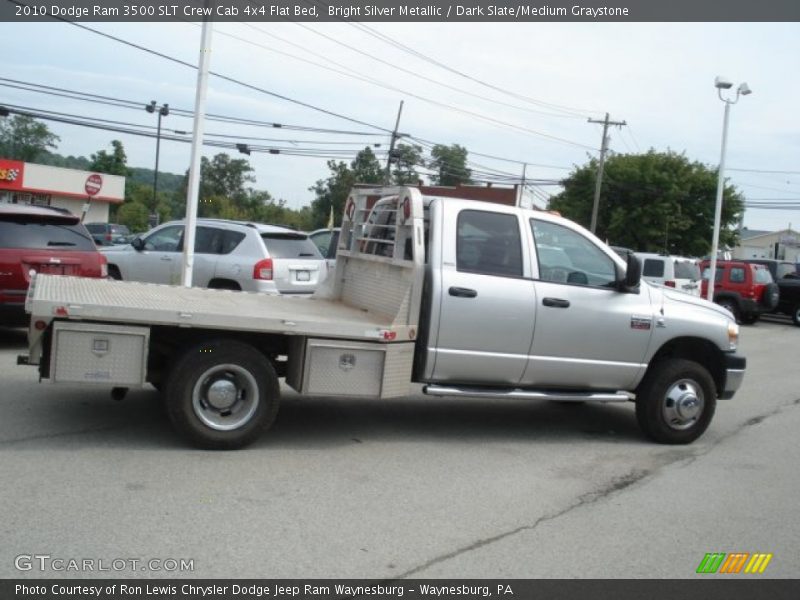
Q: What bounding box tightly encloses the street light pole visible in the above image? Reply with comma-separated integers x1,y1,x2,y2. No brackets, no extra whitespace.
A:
146,101,169,224
707,77,751,301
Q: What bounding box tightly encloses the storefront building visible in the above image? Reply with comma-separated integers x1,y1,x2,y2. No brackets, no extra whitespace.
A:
0,158,125,222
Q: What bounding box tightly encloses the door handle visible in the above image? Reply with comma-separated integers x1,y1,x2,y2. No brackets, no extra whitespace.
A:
543,297,570,308
449,286,477,298
160,256,172,261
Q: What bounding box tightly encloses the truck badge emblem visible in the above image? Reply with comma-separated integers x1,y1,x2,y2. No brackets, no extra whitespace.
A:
630,316,652,330
339,354,356,371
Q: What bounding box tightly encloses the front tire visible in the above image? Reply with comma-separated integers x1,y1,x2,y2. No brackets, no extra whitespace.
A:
792,304,800,327
164,339,280,449
636,359,716,444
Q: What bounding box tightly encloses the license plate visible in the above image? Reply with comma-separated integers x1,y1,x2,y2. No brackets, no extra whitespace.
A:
296,270,310,282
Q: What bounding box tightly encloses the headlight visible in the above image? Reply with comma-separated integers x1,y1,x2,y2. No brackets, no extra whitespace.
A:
728,321,739,351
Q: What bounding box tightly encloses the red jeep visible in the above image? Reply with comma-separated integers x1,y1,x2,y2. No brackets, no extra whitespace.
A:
699,259,779,324
0,204,107,326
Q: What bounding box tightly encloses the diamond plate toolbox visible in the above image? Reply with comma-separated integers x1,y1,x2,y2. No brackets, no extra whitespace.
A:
51,321,149,386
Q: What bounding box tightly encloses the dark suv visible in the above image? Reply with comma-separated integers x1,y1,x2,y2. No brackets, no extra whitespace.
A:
743,259,800,326
699,260,779,324
0,204,107,325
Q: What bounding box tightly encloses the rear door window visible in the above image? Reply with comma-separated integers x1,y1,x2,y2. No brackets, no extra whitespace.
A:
261,233,322,259
457,210,523,278
0,217,95,251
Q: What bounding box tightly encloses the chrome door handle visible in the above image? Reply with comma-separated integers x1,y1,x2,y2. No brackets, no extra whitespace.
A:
543,297,570,308
449,286,477,298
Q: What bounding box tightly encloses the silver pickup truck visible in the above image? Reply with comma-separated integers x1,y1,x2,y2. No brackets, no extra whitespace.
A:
19,186,745,448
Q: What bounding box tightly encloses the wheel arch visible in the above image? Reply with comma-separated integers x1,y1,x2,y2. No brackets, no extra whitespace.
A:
146,326,291,387
641,337,726,398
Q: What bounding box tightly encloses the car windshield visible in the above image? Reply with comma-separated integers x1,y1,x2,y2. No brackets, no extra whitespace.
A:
0,217,96,251
261,233,322,259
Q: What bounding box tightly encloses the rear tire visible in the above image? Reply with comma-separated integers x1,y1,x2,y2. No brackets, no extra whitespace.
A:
164,339,279,449
636,359,716,444
716,298,739,322
793,304,800,327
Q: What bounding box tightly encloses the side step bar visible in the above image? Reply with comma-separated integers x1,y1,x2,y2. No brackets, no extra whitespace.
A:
423,384,631,403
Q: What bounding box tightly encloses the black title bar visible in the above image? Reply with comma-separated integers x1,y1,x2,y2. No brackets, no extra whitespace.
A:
2,0,800,22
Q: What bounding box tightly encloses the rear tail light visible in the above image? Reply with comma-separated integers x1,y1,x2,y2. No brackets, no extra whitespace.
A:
665,280,676,288
253,258,273,280
105,233,112,241
99,255,108,278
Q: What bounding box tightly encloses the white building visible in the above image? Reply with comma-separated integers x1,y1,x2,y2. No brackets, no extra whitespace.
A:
733,227,800,263
0,158,125,221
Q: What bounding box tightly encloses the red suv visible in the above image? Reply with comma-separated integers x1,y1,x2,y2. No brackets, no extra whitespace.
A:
700,259,779,324
0,204,107,326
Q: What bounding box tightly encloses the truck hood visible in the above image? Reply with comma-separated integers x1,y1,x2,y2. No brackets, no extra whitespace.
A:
656,285,735,320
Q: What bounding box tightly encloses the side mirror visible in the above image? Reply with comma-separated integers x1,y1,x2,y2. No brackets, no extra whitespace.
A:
131,237,145,251
620,253,641,292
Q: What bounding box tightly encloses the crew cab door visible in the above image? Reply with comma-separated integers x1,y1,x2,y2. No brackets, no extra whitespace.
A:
520,218,652,390
429,206,537,385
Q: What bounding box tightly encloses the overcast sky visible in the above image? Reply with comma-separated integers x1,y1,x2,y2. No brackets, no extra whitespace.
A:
1,20,799,232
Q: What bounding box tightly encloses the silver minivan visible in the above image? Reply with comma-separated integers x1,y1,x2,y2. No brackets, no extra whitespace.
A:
102,219,327,294
636,252,701,296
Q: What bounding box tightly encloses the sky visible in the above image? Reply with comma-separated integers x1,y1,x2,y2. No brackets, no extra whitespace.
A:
1,19,799,232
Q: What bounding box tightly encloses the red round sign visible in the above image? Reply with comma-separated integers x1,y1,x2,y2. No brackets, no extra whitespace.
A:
85,173,103,196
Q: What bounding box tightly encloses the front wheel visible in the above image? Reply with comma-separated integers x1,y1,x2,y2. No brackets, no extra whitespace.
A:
164,339,280,449
793,304,800,327
636,359,716,444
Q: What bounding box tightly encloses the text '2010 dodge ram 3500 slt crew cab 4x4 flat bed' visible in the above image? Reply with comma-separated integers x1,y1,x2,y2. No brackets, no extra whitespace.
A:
19,186,745,449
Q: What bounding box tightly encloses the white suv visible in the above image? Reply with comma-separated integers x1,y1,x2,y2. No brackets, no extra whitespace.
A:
102,219,327,294
636,252,701,296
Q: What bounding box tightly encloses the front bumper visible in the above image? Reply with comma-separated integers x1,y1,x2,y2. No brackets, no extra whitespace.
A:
720,353,746,400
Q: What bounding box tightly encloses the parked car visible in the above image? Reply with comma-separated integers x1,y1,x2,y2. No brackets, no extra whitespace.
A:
0,204,107,325
102,218,327,294
742,258,800,326
636,253,701,296
309,227,340,270
84,222,131,246
699,259,779,324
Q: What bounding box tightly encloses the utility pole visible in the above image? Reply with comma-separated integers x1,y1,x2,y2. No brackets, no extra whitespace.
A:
384,100,404,184
517,163,527,207
588,113,626,234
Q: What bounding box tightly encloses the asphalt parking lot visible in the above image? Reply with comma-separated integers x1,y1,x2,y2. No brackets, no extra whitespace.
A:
1,317,798,579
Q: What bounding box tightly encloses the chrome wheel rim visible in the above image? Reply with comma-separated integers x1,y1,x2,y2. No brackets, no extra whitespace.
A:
662,378,704,431
192,364,259,431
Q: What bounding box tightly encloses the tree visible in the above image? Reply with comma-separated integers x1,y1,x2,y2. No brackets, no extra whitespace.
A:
116,201,150,232
197,153,255,201
548,150,745,256
309,146,383,228
429,144,472,186
390,143,423,185
89,140,131,177
0,115,60,161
